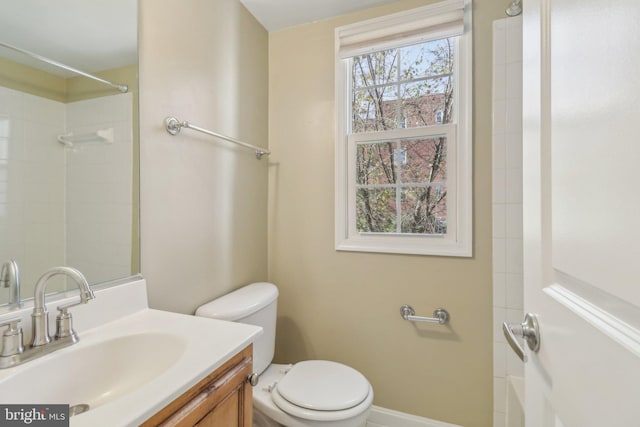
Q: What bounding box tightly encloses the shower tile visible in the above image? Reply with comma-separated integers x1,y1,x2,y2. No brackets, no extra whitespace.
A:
494,342,507,378
505,131,523,170
0,87,25,119
493,20,507,66
505,169,522,204
494,307,507,344
494,65,507,101
506,308,524,325
506,61,523,100
505,238,523,274
493,132,506,171
494,377,507,413
506,17,523,63
24,94,64,127
507,344,524,376
505,97,522,135
494,411,506,427
494,272,507,308
505,203,522,238
493,169,506,204
493,203,506,238
506,273,524,310
493,100,507,134
493,238,506,273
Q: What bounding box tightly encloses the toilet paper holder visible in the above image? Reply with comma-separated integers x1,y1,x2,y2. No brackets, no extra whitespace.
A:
400,305,450,325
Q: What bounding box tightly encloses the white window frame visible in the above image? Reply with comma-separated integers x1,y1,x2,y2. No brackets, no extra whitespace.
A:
334,0,472,257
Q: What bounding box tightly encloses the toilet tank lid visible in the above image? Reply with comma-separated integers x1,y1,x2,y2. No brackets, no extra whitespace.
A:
195,282,279,321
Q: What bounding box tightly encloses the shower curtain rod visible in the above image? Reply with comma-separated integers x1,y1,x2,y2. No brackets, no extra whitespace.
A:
0,41,128,93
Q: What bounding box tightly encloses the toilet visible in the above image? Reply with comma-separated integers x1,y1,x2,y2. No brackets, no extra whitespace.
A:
195,282,374,427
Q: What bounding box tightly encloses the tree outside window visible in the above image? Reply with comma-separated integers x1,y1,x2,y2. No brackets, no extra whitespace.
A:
350,38,454,235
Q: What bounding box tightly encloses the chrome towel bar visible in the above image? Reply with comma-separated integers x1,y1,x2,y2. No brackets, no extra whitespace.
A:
164,116,270,160
400,305,450,325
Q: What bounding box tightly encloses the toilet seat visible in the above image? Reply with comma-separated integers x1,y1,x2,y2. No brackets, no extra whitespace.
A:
271,360,373,422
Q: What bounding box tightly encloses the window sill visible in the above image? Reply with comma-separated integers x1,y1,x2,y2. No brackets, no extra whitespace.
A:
335,235,472,257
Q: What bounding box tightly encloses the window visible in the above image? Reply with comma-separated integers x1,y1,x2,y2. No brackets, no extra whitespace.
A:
335,0,472,257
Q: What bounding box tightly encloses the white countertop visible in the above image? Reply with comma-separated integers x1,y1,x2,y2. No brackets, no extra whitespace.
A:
0,278,262,427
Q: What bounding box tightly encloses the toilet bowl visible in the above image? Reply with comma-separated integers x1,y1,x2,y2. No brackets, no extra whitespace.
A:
253,363,373,427
196,282,373,427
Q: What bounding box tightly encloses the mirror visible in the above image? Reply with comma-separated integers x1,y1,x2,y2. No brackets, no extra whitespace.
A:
0,0,139,307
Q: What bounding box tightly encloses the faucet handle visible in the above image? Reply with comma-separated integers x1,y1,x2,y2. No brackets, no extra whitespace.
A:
0,317,24,357
54,308,79,342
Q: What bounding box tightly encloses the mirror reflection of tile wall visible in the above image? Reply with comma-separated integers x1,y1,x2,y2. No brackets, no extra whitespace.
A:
0,87,132,301
0,87,66,294
65,93,133,285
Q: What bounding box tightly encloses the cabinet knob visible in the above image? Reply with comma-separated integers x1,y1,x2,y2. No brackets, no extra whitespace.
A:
247,372,259,387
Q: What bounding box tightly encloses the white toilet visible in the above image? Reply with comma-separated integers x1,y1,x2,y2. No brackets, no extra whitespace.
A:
195,282,374,427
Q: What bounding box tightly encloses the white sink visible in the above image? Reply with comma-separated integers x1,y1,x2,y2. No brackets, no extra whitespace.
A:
0,278,262,426
0,332,185,410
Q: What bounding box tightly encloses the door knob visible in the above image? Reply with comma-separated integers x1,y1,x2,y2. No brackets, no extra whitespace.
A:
503,312,540,362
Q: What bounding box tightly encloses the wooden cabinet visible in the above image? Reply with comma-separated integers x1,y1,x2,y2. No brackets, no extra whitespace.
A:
142,345,253,427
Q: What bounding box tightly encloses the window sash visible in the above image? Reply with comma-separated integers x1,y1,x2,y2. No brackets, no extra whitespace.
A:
347,125,457,240
350,36,459,134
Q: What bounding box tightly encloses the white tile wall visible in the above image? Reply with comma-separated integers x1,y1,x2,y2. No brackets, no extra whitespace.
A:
0,87,66,296
492,16,523,427
0,88,133,302
65,93,133,285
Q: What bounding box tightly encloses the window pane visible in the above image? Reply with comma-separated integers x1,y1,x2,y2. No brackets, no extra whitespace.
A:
398,137,446,184
399,78,452,128
352,50,397,89
356,142,396,185
400,185,447,234
399,38,455,81
356,188,397,233
352,86,398,132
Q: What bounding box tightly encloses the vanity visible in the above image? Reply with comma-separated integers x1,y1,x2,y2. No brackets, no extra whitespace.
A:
142,345,254,426
0,278,262,426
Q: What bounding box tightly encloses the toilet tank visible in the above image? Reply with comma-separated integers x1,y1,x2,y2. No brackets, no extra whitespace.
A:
195,282,278,375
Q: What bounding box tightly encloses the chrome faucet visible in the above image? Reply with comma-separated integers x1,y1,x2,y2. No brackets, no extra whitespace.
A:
31,267,95,347
0,266,95,369
0,259,21,308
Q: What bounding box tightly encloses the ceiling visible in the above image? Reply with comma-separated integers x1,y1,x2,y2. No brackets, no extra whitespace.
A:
0,0,394,77
239,0,397,31
0,0,137,76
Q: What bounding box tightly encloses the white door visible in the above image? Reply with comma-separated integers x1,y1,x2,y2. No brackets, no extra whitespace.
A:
509,0,640,425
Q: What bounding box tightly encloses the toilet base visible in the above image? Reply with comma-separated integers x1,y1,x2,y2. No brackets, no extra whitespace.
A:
254,406,283,427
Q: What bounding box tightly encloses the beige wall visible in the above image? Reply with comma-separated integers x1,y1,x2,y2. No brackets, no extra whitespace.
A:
0,58,137,104
66,65,138,102
0,57,66,102
268,1,504,426
139,0,269,314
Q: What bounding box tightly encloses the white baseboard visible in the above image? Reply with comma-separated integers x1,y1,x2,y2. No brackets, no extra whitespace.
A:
366,406,462,427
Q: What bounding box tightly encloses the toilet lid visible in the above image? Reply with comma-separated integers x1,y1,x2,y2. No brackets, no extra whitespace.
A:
274,360,370,411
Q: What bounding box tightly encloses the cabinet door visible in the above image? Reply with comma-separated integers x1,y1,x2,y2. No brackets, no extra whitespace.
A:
194,358,253,427
143,345,253,427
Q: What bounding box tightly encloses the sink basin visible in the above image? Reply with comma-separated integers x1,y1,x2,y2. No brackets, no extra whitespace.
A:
0,332,185,411
0,279,262,426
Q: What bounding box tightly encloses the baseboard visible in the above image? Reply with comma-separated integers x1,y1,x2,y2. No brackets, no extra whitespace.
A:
366,406,462,427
